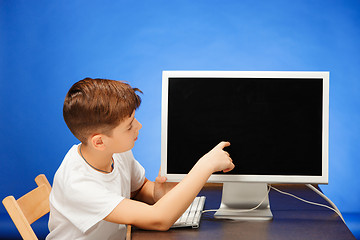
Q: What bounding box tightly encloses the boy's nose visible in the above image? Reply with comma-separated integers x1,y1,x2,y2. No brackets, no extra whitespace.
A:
135,119,142,130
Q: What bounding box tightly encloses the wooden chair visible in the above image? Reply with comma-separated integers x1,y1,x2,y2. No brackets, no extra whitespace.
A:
2,174,52,240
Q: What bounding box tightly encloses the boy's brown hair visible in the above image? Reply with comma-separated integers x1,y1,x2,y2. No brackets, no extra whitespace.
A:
63,78,142,144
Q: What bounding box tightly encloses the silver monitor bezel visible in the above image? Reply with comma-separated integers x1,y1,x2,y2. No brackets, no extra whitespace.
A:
161,71,329,184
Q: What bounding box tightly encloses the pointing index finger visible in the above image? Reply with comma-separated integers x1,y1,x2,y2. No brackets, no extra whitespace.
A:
217,141,231,149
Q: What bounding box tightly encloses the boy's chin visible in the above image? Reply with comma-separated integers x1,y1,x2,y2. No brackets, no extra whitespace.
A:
115,145,134,153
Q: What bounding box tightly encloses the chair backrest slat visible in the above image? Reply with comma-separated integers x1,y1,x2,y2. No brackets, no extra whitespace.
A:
2,174,51,240
17,184,50,224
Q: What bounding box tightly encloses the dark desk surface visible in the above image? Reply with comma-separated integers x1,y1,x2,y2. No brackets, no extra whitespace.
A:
131,184,356,240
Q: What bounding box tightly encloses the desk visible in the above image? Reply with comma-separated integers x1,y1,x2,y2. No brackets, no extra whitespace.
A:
131,184,356,240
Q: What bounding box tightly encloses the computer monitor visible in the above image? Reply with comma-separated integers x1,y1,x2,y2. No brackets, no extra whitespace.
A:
161,71,329,220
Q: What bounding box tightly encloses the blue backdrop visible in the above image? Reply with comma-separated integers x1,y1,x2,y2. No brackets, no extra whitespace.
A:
1,0,360,238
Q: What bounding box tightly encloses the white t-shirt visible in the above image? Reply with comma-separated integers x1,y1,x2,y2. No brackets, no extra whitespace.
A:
46,144,145,240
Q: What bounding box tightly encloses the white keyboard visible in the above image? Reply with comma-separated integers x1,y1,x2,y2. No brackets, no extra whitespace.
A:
171,196,206,228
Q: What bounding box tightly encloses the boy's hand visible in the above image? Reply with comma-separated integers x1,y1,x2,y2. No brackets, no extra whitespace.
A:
153,142,233,202
153,169,177,202
200,141,235,173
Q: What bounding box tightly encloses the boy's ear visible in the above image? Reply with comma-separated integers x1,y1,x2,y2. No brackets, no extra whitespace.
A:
91,134,106,150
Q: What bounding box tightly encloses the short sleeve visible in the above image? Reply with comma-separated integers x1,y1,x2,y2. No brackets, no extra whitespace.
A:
52,174,124,233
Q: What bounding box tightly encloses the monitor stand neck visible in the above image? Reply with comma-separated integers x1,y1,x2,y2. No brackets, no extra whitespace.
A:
214,182,273,220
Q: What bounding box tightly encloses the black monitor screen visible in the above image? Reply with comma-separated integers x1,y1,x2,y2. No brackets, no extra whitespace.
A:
167,78,323,176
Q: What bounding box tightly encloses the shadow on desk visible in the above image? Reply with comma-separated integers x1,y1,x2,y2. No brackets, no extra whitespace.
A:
131,184,356,240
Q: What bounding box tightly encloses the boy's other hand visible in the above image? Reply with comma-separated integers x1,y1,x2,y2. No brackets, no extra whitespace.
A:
200,141,235,173
154,169,178,202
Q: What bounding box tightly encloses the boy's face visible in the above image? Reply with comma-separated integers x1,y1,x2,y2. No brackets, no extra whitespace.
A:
106,110,142,153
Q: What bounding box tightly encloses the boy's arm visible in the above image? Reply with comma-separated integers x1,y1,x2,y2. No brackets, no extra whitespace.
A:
130,178,154,204
104,142,234,231
131,173,177,205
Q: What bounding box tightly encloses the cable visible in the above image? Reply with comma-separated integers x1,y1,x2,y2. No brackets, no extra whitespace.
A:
270,185,345,223
201,184,345,224
305,184,345,223
202,185,271,214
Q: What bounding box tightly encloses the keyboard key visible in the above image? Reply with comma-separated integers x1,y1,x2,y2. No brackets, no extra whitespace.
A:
171,196,206,228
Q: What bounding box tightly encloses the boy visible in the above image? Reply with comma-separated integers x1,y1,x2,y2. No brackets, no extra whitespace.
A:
47,78,234,240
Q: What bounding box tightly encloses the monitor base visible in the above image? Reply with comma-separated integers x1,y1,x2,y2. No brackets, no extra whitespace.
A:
214,182,273,221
